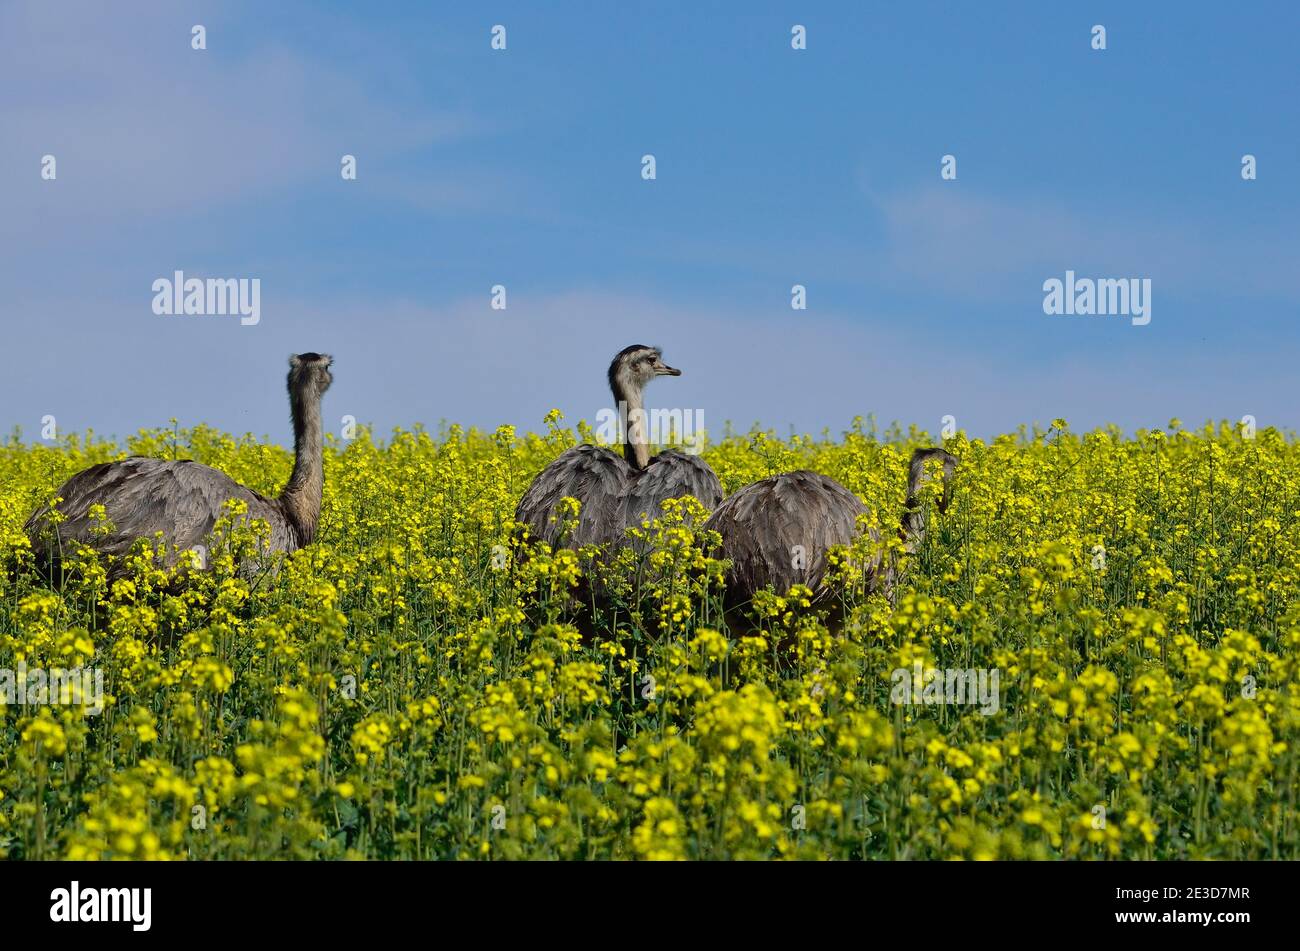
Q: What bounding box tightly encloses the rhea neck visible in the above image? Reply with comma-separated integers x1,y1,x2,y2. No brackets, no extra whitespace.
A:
898,497,927,554
611,373,651,470
280,381,325,545
897,453,953,554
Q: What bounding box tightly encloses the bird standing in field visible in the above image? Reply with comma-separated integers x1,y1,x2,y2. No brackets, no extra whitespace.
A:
704,447,956,624
26,352,334,580
515,345,722,551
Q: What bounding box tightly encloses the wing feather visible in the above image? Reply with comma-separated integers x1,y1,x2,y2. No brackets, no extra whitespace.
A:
515,446,633,548
703,469,870,599
25,457,290,567
621,449,723,531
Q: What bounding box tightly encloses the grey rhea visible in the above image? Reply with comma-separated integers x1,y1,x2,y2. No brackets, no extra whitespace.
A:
703,447,957,619
25,353,334,580
515,345,723,551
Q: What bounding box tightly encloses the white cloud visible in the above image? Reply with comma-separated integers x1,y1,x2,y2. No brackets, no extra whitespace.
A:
2,284,1295,442
0,0,484,238
861,180,1300,303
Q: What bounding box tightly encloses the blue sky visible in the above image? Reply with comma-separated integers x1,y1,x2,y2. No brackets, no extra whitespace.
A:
2,0,1298,445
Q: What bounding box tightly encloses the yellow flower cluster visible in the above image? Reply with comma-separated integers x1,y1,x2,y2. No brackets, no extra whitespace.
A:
0,415,1297,859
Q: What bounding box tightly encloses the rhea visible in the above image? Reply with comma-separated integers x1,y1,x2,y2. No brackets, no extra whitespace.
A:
704,447,956,621
26,353,334,580
515,345,722,551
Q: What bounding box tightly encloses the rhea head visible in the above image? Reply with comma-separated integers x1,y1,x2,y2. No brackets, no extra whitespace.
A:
288,352,334,397
607,345,680,400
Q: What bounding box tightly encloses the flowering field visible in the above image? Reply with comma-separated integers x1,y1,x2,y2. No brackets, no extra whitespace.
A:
1,415,1298,860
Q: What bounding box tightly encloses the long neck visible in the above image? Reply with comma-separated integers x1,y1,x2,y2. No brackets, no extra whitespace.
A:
612,378,650,470
898,491,928,556
884,451,953,602
880,497,926,608
280,384,324,545
897,451,953,556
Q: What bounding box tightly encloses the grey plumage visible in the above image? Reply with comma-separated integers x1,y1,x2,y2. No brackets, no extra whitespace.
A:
515,444,634,549
703,469,872,602
26,353,333,580
620,449,722,535
704,447,956,617
515,346,723,551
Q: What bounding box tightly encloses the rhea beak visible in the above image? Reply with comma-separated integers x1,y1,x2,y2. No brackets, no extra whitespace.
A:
655,362,682,376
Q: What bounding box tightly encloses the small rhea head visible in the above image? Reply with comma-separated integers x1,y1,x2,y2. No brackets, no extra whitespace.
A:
288,352,334,394
607,345,680,397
